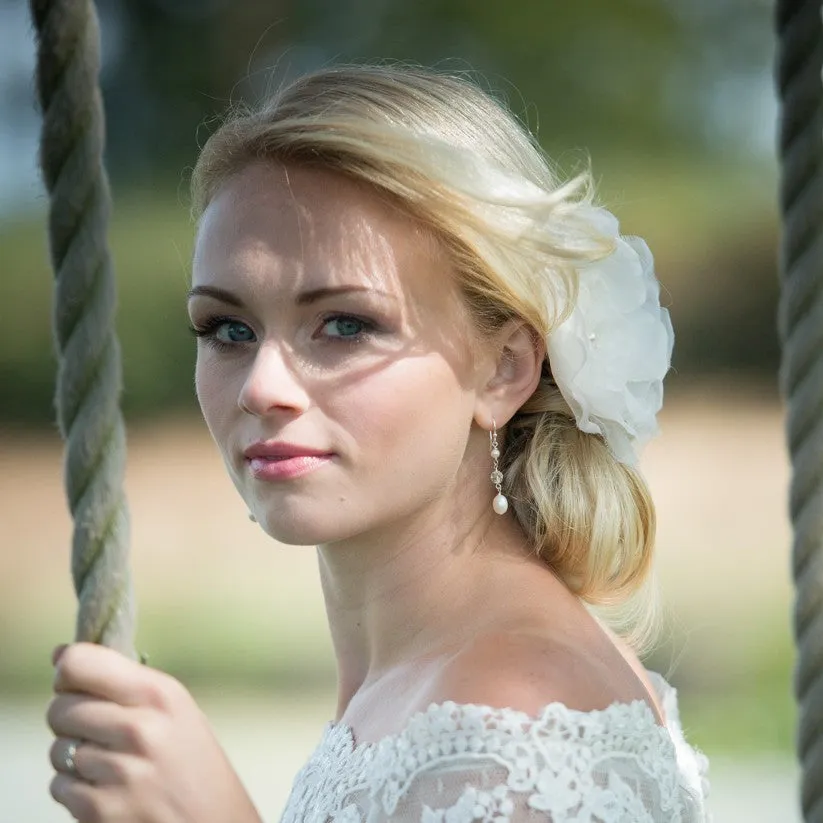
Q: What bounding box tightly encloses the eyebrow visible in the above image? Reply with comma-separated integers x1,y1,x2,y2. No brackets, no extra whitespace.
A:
186,284,394,305
186,285,244,306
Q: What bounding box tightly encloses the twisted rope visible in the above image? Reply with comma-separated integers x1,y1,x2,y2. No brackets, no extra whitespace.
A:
29,0,136,656
777,1,823,819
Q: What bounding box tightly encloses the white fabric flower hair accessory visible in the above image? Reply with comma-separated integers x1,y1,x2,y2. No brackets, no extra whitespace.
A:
546,207,674,467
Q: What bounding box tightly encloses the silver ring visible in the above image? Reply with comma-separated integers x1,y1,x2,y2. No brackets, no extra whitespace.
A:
63,738,80,776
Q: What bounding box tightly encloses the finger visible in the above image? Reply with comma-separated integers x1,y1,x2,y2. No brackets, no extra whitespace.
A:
50,771,125,821
54,643,157,706
50,736,140,787
47,693,130,750
49,736,84,778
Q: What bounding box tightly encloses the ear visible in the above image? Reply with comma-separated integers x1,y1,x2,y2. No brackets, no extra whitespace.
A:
474,320,545,430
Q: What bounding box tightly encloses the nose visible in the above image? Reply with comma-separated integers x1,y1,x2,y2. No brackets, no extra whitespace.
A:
237,343,310,417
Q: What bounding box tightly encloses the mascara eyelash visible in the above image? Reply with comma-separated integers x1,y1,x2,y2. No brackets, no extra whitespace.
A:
317,313,378,343
188,316,250,352
188,314,235,336
189,313,380,351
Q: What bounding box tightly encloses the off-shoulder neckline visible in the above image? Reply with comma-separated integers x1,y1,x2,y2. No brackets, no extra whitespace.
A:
325,690,668,755
327,668,678,753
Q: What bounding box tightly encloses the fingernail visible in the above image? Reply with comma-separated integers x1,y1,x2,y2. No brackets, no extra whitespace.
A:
52,644,68,666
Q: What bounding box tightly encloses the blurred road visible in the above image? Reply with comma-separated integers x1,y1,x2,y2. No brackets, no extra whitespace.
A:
0,698,801,823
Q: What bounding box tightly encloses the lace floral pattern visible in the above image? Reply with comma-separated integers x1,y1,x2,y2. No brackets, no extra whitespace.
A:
279,676,711,823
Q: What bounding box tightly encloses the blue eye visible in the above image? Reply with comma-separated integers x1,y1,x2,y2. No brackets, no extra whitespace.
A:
321,315,372,339
216,320,255,343
189,317,256,350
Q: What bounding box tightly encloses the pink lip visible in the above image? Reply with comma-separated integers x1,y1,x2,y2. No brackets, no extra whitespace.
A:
243,441,334,481
248,454,333,481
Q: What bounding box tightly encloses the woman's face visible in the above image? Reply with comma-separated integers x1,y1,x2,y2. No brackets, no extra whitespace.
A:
189,162,486,545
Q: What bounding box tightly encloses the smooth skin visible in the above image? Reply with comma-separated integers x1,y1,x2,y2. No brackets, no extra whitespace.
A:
47,161,662,821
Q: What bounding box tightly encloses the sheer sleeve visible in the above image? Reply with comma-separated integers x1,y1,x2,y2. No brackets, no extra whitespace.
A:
350,748,706,822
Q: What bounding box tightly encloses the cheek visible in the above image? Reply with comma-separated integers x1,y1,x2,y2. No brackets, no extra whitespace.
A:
334,358,472,479
194,356,238,439
194,357,215,418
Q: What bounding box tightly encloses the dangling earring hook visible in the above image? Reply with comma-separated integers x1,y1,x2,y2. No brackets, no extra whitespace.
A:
490,418,508,515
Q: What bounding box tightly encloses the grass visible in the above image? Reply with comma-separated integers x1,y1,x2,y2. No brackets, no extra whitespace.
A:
679,623,797,756
1,593,336,699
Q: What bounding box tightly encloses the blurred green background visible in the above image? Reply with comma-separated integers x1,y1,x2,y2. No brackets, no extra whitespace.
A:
0,1,799,817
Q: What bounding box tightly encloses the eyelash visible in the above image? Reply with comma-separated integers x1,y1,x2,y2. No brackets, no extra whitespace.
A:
188,315,244,353
188,313,378,352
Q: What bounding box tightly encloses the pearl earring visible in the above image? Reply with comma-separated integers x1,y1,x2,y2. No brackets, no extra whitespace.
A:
489,419,508,515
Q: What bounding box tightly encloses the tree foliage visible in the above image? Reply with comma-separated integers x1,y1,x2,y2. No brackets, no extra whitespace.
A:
104,0,772,180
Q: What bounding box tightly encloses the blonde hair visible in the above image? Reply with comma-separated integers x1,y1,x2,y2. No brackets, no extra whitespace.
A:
191,64,660,652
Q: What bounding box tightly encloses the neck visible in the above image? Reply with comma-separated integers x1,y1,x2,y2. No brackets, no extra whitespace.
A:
315,481,546,718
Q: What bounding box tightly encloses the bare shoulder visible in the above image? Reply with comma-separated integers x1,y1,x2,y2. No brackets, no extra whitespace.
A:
428,628,663,723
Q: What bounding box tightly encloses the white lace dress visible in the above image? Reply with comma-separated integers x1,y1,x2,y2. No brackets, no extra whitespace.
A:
279,671,711,822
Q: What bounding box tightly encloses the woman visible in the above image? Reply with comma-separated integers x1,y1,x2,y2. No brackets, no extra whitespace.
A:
46,65,710,822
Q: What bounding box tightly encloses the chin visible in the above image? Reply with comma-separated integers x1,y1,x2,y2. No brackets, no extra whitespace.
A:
255,500,366,547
